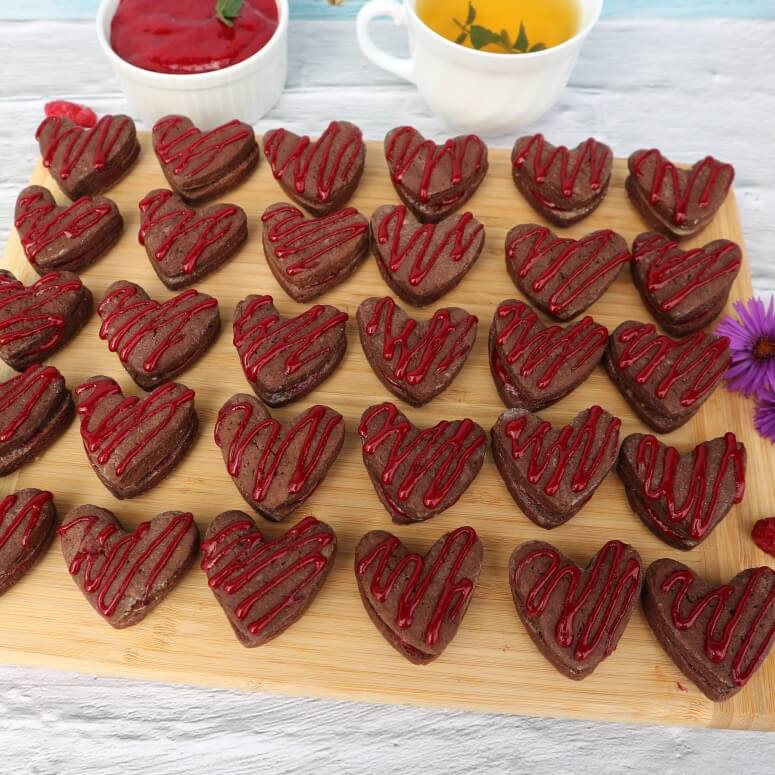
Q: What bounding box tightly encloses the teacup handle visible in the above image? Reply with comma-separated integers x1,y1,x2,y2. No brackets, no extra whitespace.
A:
356,0,416,84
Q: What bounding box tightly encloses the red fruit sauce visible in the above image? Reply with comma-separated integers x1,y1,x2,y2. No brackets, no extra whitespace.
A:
110,0,279,75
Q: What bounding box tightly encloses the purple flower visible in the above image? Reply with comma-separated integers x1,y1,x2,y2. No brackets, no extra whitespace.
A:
715,297,775,397
755,388,775,443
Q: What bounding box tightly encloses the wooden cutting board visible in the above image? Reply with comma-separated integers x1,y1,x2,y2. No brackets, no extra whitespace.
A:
1,137,773,731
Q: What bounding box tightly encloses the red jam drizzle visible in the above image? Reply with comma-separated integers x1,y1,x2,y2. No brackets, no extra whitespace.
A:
661,567,775,686
0,490,54,551
215,400,342,503
0,364,62,443
58,512,194,618
516,541,641,660
201,516,334,635
356,527,479,648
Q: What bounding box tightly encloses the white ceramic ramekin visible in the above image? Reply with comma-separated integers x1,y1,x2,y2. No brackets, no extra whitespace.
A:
96,0,288,129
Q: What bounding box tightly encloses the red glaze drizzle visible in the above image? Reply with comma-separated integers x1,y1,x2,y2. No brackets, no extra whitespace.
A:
365,297,477,387
661,568,775,686
615,323,730,407
632,150,734,226
201,516,334,635
505,406,620,497
516,541,641,660
98,284,217,373
386,127,486,204
263,122,363,202
356,527,479,647
58,511,194,618
138,190,241,275
635,433,745,540
15,189,113,264
0,490,54,551
506,226,630,316
153,117,252,177
358,403,485,511
36,115,132,180
634,234,741,312
375,206,483,287
513,134,611,196
215,400,342,503
0,364,62,443
76,378,195,477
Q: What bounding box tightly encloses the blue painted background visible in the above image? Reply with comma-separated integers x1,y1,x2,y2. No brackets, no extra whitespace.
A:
3,0,775,20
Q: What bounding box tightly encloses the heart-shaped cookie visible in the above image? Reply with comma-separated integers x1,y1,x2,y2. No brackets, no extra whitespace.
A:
511,134,613,226
0,269,92,371
262,121,365,215
643,558,775,701
357,296,478,406
358,402,486,524
152,115,259,205
261,203,369,302
201,511,337,647
489,300,608,411
97,280,220,390
505,224,630,320
355,526,483,664
631,232,741,336
605,321,730,433
510,540,642,679
58,505,199,628
627,149,735,240
215,394,344,522
384,127,488,223
0,364,74,476
0,489,56,595
618,432,746,550
370,205,485,306
15,185,123,275
492,406,621,529
138,189,248,289
36,113,140,200
75,376,198,499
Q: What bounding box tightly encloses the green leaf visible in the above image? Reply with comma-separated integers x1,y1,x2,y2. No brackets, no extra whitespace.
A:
469,24,501,50
514,20,528,52
529,42,547,52
500,29,512,49
455,31,469,45
466,1,476,25
216,0,244,27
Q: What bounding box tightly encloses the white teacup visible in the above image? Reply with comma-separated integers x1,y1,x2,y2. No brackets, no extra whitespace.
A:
357,0,603,135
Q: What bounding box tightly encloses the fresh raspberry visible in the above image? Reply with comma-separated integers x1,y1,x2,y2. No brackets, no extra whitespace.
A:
752,517,775,558
44,100,98,128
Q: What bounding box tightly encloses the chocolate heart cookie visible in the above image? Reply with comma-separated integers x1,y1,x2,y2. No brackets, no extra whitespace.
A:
618,432,746,550
370,205,485,306
234,295,348,406
59,505,199,628
15,185,123,275
355,526,483,664
384,126,488,223
511,134,613,226
215,394,344,522
262,121,366,215
492,406,621,529
201,511,337,647
97,280,220,390
138,189,248,289
505,224,630,320
357,296,477,406
626,149,735,240
0,364,74,476
631,232,741,336
358,402,486,524
643,558,775,701
261,203,369,302
36,113,140,200
510,540,642,679
605,321,730,433
75,376,198,499
0,269,92,371
489,300,608,411
0,489,57,595
152,115,259,205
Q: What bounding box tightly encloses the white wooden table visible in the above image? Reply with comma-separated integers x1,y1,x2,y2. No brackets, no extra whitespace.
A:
1,12,775,774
